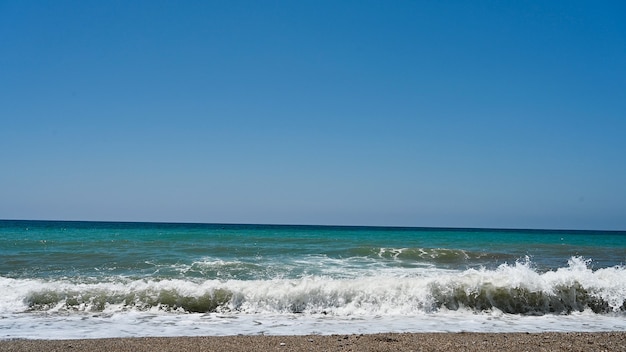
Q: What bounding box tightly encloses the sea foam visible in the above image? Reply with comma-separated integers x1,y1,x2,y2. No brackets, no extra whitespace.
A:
3,257,625,316
2,257,626,339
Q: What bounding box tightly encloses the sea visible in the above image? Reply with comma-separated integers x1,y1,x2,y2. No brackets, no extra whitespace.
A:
1,220,625,340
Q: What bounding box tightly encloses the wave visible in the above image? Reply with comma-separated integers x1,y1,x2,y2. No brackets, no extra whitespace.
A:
376,247,511,262
2,257,624,316
342,247,514,267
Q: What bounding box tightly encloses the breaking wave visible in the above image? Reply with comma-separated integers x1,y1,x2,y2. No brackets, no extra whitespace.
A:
3,257,625,316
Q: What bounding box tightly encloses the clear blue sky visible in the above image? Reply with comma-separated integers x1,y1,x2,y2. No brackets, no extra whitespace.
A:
1,1,625,230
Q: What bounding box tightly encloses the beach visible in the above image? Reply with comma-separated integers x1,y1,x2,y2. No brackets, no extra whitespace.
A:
2,332,626,352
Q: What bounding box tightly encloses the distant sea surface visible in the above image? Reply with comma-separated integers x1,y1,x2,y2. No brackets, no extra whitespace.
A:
1,220,625,339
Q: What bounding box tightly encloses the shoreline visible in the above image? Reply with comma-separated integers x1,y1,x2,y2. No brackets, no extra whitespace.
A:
2,332,626,352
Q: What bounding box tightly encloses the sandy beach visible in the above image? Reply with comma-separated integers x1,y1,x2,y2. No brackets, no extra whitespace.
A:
2,332,625,352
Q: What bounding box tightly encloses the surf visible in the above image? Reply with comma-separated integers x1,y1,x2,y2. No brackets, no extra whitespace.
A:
4,257,624,316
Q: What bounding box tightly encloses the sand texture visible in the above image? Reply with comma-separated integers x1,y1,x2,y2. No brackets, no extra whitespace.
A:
1,332,626,352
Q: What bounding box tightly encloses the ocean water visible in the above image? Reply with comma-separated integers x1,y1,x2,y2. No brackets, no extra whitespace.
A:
1,220,625,339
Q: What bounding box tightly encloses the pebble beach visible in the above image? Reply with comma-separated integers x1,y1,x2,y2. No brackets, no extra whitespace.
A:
2,332,626,352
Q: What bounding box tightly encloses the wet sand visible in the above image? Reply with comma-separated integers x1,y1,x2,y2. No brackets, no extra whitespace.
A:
2,332,625,352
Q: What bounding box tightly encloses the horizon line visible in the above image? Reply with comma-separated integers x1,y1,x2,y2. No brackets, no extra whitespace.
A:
1,218,624,233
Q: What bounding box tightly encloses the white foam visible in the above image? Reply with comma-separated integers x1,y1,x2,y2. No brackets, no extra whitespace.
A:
2,257,625,339
2,309,626,340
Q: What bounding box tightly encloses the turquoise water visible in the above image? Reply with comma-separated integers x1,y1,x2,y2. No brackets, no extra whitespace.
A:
2,220,624,280
1,220,626,338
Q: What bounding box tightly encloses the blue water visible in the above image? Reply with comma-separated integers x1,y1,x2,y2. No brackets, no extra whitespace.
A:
1,220,625,339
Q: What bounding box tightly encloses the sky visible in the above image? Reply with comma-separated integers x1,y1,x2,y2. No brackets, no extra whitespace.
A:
1,1,625,230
